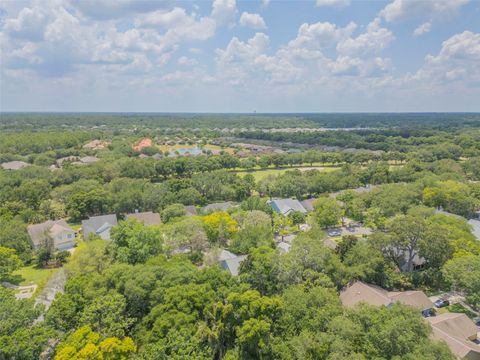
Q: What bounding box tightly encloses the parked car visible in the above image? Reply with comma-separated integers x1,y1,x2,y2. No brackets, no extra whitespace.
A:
327,228,342,237
434,299,450,308
421,308,435,317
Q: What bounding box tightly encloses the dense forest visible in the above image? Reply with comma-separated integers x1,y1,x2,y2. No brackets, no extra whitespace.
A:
1,113,480,359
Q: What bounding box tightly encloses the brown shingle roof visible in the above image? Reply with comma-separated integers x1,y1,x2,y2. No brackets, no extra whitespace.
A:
340,281,391,307
126,211,161,226
1,161,30,170
340,281,433,310
428,313,480,359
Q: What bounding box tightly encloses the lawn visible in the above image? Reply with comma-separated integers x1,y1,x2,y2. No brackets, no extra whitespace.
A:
235,166,339,181
13,265,59,294
442,303,478,319
158,143,235,154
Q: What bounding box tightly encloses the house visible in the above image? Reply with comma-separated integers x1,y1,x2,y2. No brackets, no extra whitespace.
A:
133,138,153,152
220,254,248,276
1,161,30,170
277,242,291,253
79,156,99,164
427,313,480,360
201,202,237,214
184,205,198,216
340,281,434,312
83,140,109,150
218,249,238,262
82,214,118,240
468,219,480,241
56,156,78,166
269,198,307,216
27,220,76,251
300,198,315,212
126,211,161,226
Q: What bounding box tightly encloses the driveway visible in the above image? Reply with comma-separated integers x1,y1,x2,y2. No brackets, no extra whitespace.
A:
35,268,66,321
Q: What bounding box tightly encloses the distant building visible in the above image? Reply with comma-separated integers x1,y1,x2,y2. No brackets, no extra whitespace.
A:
1,161,30,170
185,205,198,216
82,214,118,240
269,198,307,216
83,140,109,150
277,242,291,253
201,202,237,214
79,156,99,164
28,220,76,251
126,211,161,226
133,138,153,152
56,156,78,166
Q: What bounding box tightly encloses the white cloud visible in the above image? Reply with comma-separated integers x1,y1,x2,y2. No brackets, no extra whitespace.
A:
3,5,49,41
287,21,357,55
239,12,267,30
69,0,170,20
211,0,237,26
316,0,350,8
336,18,394,57
413,31,480,84
177,56,198,66
413,22,431,37
261,0,271,8
379,0,469,22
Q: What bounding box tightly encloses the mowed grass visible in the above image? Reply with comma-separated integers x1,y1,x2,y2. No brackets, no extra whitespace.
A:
235,166,339,181
13,265,59,293
157,143,235,154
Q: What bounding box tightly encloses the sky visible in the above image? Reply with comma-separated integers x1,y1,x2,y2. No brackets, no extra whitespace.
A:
1,0,479,112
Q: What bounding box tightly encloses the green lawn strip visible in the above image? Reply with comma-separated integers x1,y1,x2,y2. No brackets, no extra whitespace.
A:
234,166,339,181
444,303,477,319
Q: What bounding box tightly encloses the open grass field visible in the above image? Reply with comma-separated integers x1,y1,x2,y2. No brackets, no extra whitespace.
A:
235,166,339,181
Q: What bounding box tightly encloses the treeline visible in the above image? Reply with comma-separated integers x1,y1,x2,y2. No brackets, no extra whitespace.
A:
238,128,480,155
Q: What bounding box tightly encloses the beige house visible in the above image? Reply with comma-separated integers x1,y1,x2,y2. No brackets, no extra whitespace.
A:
340,281,433,311
340,282,480,359
428,313,480,360
126,211,161,226
28,220,76,251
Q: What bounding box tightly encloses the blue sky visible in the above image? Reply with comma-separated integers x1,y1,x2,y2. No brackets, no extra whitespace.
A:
1,0,479,112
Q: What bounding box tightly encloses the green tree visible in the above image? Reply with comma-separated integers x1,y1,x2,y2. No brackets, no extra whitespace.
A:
161,203,187,223
312,197,343,228
0,246,22,280
442,255,480,309
109,219,163,264
231,210,273,253
79,292,133,338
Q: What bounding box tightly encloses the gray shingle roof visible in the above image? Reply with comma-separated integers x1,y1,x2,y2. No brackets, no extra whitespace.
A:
201,202,236,214
269,198,307,215
82,214,117,239
221,255,248,276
